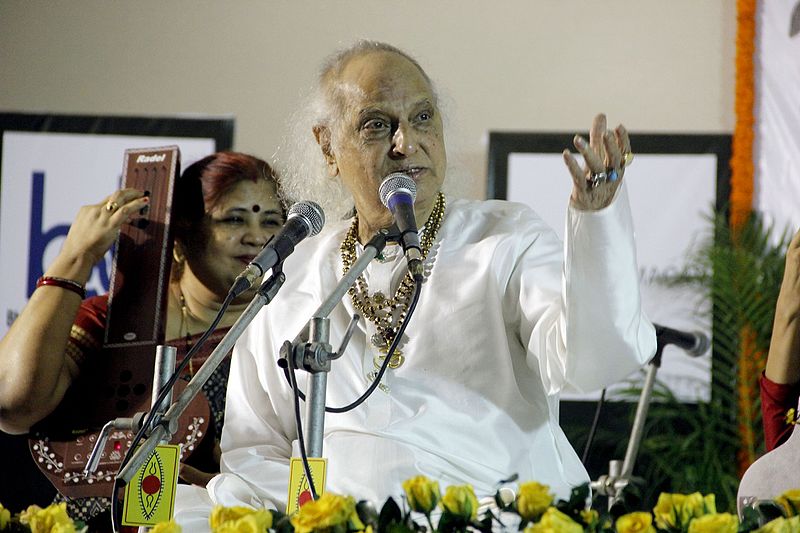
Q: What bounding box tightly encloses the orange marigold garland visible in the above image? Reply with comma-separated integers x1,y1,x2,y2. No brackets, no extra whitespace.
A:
736,325,766,477
731,0,756,230
732,0,760,477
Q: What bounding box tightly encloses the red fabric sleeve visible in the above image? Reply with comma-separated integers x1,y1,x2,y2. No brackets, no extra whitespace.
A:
760,371,800,450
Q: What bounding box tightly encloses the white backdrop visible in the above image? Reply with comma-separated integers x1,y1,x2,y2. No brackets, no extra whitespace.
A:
754,0,800,235
0,131,215,337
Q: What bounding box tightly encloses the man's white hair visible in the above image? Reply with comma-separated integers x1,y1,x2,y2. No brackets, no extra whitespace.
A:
274,40,460,222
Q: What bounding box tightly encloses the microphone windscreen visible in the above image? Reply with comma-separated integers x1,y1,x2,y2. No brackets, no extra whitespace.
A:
288,201,325,236
379,173,417,207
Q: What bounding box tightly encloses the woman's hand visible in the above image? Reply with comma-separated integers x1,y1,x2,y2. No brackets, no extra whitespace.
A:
56,189,149,277
179,462,217,488
562,113,632,211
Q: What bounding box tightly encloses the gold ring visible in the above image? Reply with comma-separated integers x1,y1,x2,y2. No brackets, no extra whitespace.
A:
623,152,634,167
105,201,119,212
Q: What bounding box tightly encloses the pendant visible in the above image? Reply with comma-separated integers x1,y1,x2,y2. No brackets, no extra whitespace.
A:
371,333,389,349
373,349,405,370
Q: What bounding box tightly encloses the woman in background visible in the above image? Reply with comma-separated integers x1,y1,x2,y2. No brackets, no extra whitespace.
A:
0,151,286,528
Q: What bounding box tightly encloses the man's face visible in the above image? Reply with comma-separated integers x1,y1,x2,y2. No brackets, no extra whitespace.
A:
321,51,447,228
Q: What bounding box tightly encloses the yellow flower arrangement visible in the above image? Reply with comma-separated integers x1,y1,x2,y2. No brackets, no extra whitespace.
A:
402,475,440,515
516,482,553,522
439,485,479,521
290,492,363,533
7,478,800,532
615,511,655,533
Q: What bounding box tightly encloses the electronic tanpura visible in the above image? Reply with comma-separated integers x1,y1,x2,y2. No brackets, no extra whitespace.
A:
29,147,210,498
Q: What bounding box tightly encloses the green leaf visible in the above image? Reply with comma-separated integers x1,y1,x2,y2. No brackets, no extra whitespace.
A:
377,497,405,531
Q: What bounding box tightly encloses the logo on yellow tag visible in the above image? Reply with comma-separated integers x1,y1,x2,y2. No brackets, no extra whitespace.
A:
122,444,181,527
287,457,327,515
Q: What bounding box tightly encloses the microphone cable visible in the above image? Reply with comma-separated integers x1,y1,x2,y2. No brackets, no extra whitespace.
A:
110,282,242,531
287,338,319,501
284,278,421,413
285,277,421,503
580,388,606,466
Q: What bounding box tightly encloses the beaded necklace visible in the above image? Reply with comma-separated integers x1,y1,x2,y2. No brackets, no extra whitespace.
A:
340,192,446,370
177,288,202,376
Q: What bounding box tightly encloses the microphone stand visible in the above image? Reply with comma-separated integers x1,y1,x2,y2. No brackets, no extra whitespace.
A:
84,345,177,475
591,341,665,509
116,269,286,485
279,230,390,457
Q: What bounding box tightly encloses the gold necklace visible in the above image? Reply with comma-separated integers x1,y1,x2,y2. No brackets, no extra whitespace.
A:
340,192,446,370
177,288,198,376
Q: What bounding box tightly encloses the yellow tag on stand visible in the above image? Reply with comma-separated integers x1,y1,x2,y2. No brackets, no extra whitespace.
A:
122,444,181,527
287,457,328,515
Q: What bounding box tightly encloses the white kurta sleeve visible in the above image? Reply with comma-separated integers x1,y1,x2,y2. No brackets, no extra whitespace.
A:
523,183,656,394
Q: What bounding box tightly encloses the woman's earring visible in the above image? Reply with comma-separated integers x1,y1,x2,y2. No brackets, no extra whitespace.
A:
172,245,186,279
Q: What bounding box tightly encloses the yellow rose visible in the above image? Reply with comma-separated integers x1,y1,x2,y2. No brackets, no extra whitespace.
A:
755,515,800,533
440,485,479,521
291,493,363,533
0,502,11,530
580,509,599,528
151,519,182,533
213,512,273,533
680,493,715,524
19,503,76,533
615,512,656,533
525,507,583,533
402,475,440,514
777,489,800,517
653,493,684,530
210,505,273,531
516,482,553,521
687,513,738,533
653,492,715,530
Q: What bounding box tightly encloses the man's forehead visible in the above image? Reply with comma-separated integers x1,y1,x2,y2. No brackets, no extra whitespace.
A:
334,51,433,100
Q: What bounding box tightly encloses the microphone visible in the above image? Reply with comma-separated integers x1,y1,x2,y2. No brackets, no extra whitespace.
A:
230,201,325,297
379,173,423,281
654,324,710,357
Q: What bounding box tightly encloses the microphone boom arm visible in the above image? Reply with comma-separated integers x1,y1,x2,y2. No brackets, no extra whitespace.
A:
117,270,286,484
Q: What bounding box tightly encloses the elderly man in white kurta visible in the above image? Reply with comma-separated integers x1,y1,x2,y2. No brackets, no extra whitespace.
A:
174,40,656,529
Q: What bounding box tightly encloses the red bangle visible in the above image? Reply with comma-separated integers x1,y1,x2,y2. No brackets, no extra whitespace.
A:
36,276,87,299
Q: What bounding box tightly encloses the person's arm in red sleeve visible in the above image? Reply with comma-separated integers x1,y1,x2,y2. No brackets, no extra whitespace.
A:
763,229,800,450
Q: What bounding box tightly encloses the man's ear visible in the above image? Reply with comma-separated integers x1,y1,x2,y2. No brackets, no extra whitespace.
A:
313,125,339,178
